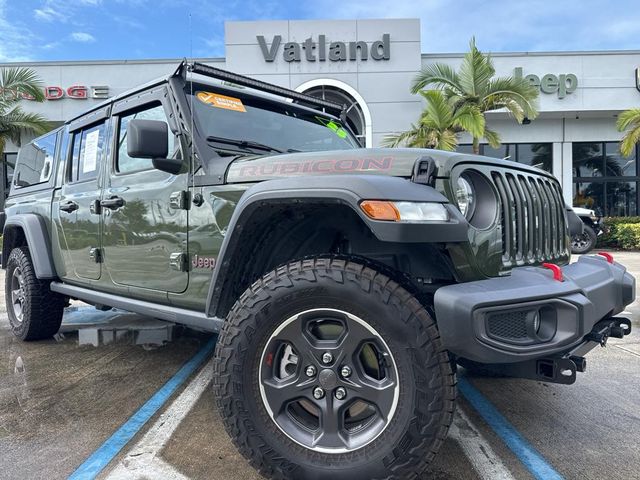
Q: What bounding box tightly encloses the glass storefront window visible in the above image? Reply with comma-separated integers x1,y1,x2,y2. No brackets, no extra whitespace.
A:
517,143,552,172
604,142,636,177
573,143,603,177
606,180,637,216
456,143,552,172
573,142,638,217
574,181,605,214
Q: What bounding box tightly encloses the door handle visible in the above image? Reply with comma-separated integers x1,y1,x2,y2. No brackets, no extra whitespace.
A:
59,201,79,213
100,196,125,210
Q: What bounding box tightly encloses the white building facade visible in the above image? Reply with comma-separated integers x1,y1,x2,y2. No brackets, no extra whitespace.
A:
2,18,640,215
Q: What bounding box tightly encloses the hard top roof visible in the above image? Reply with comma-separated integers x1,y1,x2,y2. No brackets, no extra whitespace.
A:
66,61,346,126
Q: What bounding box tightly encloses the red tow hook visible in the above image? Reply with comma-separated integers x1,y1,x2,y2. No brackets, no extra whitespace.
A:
597,252,614,264
542,263,563,282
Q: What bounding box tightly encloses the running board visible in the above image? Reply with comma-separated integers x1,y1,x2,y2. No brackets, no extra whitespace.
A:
50,282,223,333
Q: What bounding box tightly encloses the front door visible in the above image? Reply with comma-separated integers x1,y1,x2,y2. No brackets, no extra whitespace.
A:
57,121,107,281
101,102,188,293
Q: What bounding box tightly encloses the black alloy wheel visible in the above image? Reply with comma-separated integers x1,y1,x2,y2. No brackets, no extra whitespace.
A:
213,257,456,480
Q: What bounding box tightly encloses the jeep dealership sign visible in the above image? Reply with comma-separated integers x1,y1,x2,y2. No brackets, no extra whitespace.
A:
257,34,391,62
514,67,578,98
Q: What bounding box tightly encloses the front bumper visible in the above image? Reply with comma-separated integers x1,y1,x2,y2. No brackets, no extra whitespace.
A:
434,254,635,366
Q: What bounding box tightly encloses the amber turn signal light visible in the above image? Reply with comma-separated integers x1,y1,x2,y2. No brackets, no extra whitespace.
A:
360,201,401,221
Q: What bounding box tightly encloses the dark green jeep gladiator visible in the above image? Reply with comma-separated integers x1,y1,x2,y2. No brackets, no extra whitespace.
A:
3,62,635,479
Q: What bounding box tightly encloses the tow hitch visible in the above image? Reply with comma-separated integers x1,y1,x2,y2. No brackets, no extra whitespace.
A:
464,317,632,385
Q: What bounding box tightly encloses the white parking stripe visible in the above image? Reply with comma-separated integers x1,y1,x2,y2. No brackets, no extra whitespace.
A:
105,358,214,479
449,410,516,480
106,356,513,480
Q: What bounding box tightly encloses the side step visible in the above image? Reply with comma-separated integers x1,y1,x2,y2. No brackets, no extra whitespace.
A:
50,282,223,333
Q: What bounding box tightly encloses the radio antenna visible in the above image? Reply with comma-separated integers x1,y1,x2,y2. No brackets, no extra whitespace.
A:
188,12,195,192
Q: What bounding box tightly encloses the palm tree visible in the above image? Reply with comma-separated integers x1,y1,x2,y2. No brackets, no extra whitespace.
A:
0,67,50,156
617,108,640,157
411,38,539,154
382,90,484,150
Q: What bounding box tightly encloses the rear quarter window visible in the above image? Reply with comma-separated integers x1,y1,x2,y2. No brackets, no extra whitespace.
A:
13,131,57,188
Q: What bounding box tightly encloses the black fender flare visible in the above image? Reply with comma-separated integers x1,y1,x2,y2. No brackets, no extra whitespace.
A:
205,174,469,316
2,214,57,279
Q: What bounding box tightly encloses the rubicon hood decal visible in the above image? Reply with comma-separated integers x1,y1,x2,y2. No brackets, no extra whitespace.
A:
225,148,426,183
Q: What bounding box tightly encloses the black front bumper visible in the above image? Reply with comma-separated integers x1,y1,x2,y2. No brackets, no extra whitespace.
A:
434,254,635,366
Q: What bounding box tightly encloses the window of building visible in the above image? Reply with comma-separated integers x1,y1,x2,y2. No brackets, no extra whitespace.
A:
13,131,57,188
70,122,106,183
117,103,176,174
573,142,639,216
302,85,367,147
456,143,552,172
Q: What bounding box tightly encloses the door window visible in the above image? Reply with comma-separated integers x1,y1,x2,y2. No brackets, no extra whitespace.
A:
116,103,176,174
13,131,57,188
70,122,106,183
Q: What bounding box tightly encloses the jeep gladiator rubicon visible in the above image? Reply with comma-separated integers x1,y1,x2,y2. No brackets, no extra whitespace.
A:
3,62,635,480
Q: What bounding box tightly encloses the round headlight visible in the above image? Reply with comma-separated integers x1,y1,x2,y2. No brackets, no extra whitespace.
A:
456,175,475,218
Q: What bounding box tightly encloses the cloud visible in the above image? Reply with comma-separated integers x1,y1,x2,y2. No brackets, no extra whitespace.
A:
0,0,37,61
70,32,96,42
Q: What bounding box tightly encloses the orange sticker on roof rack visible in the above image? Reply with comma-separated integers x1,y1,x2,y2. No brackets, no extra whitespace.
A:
196,91,246,112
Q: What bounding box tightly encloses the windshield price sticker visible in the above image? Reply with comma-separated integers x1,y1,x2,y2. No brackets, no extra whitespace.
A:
196,91,246,112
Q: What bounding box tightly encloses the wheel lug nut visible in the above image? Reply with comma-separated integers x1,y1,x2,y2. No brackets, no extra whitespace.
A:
340,366,352,378
305,365,316,377
321,352,333,364
313,387,325,399
335,387,347,400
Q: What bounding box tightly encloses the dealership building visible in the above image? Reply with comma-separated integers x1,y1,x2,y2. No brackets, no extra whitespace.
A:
2,18,640,215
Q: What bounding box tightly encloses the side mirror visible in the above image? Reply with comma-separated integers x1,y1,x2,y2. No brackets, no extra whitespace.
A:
127,119,168,158
127,119,183,175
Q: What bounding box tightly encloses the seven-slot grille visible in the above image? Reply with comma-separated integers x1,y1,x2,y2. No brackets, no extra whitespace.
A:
492,171,568,268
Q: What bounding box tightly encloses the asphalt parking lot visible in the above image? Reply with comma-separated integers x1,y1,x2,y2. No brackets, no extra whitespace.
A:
1,252,640,480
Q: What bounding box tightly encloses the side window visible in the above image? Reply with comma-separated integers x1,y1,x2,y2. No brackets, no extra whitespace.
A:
117,103,176,174
70,122,106,183
13,131,57,188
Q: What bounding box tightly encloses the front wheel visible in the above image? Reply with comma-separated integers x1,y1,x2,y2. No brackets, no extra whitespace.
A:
213,258,455,480
571,224,597,254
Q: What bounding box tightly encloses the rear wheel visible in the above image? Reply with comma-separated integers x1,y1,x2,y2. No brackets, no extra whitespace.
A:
5,246,65,340
571,224,597,254
213,257,456,480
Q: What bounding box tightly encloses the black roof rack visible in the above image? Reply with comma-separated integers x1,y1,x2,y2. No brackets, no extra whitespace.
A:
178,61,346,118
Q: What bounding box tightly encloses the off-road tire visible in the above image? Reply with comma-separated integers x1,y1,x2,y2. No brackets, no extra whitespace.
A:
5,246,65,340
213,257,456,480
571,224,597,254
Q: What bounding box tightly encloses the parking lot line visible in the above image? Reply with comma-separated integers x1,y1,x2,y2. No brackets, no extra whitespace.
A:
449,409,516,480
106,357,215,479
68,337,217,480
458,377,564,480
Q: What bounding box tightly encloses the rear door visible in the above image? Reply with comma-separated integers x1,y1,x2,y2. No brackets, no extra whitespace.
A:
56,119,108,281
101,94,189,293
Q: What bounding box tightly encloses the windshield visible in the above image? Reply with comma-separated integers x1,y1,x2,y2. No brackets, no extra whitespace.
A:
187,84,360,154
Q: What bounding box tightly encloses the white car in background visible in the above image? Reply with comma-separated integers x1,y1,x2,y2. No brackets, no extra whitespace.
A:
571,206,603,254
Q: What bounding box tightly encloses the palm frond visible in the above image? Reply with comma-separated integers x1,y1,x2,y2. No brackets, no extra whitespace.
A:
0,106,51,136
0,67,45,102
458,37,495,97
411,63,461,94
484,128,501,149
617,109,640,131
619,123,640,157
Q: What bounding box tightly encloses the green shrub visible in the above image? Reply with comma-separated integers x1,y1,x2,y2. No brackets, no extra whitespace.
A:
599,217,640,249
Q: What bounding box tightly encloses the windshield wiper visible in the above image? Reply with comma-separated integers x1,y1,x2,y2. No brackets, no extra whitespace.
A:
206,136,286,154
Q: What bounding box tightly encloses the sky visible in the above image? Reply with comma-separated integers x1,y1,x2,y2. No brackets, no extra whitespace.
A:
1,0,640,62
